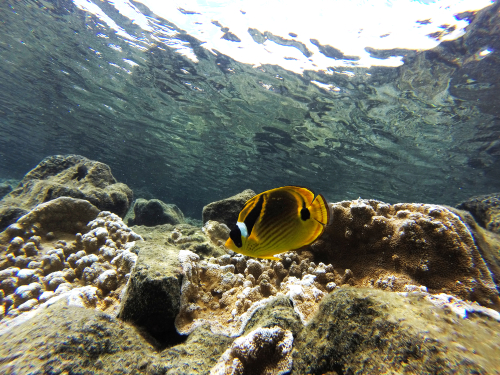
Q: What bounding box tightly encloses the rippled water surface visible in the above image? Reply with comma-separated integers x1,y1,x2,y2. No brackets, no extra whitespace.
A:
1,0,499,217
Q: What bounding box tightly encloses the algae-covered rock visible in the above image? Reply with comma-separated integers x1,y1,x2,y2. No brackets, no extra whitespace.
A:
119,223,227,343
118,242,183,344
0,197,100,243
292,288,500,375
0,299,158,374
0,155,133,231
449,206,500,293
202,189,255,227
457,193,500,234
130,198,185,226
314,200,500,309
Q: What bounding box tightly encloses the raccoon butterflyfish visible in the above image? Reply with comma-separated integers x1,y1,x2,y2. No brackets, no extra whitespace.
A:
225,186,330,260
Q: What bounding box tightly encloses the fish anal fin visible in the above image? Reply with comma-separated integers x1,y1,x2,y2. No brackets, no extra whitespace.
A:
260,255,281,261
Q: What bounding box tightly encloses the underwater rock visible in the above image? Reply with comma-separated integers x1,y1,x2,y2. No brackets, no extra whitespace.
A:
210,326,294,375
313,199,500,309
0,155,133,231
175,249,339,336
0,299,159,374
202,220,231,248
0,207,29,238
130,198,185,226
1,202,500,374
119,223,227,342
0,197,100,243
118,242,183,344
0,210,141,325
292,288,500,374
457,192,500,234
202,189,255,227
0,182,12,200
449,206,500,293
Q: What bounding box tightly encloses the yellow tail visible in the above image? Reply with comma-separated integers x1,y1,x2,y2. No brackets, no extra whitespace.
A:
310,194,330,225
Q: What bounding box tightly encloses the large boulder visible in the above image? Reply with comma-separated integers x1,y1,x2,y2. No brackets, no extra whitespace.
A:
118,223,226,344
312,200,500,309
0,155,133,232
0,197,100,242
129,198,185,226
292,288,500,374
202,189,255,227
118,242,183,344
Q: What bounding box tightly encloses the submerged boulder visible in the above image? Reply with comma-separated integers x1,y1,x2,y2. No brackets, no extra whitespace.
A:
312,200,500,309
202,189,255,227
0,155,133,231
129,198,185,226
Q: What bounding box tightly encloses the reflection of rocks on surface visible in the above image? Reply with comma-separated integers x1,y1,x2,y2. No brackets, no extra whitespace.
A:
128,198,185,226
202,189,255,226
0,155,133,231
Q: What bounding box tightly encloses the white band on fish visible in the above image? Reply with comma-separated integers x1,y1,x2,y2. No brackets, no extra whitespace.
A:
236,221,248,238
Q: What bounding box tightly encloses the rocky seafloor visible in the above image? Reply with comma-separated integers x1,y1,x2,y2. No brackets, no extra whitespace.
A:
1,155,500,375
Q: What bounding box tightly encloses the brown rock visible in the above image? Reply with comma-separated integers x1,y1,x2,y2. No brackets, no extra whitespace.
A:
0,197,100,244
0,155,133,231
202,189,255,227
311,200,500,309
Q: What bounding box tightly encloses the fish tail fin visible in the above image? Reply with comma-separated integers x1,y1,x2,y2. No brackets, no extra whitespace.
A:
310,194,330,226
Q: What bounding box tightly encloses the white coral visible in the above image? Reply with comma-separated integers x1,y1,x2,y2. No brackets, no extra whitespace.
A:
210,326,293,375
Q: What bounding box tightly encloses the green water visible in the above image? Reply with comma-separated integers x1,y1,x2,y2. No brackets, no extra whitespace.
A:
1,0,499,218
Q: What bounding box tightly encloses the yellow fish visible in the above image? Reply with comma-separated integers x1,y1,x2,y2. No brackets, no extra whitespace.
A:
225,186,330,260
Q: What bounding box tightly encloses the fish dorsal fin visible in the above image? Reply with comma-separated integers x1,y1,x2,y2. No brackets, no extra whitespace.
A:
238,193,265,237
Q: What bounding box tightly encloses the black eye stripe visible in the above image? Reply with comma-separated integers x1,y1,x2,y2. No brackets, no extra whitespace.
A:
300,207,310,221
229,226,242,248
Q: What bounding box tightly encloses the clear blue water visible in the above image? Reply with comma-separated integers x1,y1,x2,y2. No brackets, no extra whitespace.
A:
1,0,499,218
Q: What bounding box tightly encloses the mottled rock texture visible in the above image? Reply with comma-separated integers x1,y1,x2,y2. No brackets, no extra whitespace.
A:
313,200,500,309
210,325,293,375
202,189,255,227
0,300,158,375
292,288,500,375
457,193,500,234
118,242,183,344
449,206,500,295
129,198,185,226
0,207,140,322
0,155,133,231
0,182,12,200
119,223,226,343
0,197,100,244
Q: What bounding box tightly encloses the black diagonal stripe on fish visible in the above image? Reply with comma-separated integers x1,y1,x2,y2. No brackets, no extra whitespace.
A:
225,186,329,260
